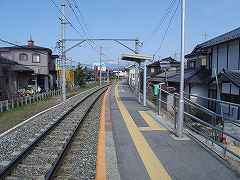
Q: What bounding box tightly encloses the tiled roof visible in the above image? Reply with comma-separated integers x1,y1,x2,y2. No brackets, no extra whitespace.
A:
186,27,240,58
220,70,240,87
0,56,33,72
149,68,211,84
159,56,177,63
147,60,160,67
148,57,179,68
0,45,52,54
167,69,197,83
197,27,240,49
0,56,18,65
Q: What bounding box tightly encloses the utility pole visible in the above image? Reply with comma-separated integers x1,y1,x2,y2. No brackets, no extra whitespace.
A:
177,0,186,138
107,68,110,83
117,57,120,81
99,46,102,86
61,0,66,101
202,32,208,41
135,39,141,103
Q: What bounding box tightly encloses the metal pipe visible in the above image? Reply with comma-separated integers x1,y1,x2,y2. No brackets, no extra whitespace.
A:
143,61,147,106
177,0,186,137
118,57,120,81
99,46,102,86
184,93,240,107
138,62,141,103
61,0,66,101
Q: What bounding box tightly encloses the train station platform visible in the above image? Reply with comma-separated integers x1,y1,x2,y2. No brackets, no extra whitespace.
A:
103,82,240,180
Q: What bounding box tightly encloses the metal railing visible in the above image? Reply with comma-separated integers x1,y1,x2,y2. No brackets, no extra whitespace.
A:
153,87,240,161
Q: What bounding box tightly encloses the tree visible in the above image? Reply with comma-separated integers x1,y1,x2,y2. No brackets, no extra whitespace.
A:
75,63,86,86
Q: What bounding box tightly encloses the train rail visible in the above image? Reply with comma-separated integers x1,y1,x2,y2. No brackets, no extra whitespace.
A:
0,85,108,179
52,93,103,179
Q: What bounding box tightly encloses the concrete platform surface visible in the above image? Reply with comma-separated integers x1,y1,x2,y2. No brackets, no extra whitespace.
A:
108,82,240,180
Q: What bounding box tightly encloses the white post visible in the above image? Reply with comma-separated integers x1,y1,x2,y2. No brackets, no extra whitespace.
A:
138,62,141,103
107,68,110,83
99,46,102,86
177,0,186,138
143,60,147,106
117,57,120,81
61,0,66,101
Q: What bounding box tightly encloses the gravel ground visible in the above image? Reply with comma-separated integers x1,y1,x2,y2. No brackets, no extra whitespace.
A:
0,86,107,179
0,87,97,162
53,94,103,179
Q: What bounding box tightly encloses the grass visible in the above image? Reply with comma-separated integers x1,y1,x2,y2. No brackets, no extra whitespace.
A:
0,82,98,134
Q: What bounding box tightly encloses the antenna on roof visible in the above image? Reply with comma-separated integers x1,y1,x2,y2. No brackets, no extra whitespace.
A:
202,32,208,41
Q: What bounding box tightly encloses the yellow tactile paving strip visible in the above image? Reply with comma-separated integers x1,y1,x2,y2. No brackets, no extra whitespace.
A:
115,84,171,180
139,111,167,131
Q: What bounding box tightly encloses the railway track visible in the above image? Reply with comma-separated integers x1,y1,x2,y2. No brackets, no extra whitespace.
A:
52,93,103,179
0,85,108,179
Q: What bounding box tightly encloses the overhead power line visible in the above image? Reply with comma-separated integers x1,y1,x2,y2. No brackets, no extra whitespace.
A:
71,0,90,36
143,0,177,44
153,0,180,56
50,0,115,61
66,0,88,37
49,0,83,36
66,0,96,49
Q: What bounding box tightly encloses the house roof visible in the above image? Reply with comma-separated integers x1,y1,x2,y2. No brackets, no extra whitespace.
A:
0,56,18,65
147,57,179,68
0,56,33,72
168,68,211,84
159,56,178,63
217,70,240,87
0,45,52,54
186,27,240,58
147,60,160,68
167,69,197,83
148,68,211,84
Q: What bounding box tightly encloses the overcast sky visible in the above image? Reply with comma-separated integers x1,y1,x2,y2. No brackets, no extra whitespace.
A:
1,0,239,66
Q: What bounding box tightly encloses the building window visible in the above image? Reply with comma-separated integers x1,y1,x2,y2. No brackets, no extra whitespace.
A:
201,57,207,66
32,54,40,63
151,68,155,73
19,53,28,61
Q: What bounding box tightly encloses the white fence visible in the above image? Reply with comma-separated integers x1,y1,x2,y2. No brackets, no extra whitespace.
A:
0,89,62,113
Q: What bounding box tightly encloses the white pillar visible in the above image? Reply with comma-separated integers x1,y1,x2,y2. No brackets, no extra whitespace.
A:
135,65,138,95
143,60,147,106
138,62,141,103
177,0,186,138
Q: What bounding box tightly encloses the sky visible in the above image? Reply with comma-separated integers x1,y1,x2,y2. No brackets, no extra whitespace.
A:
1,0,240,67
